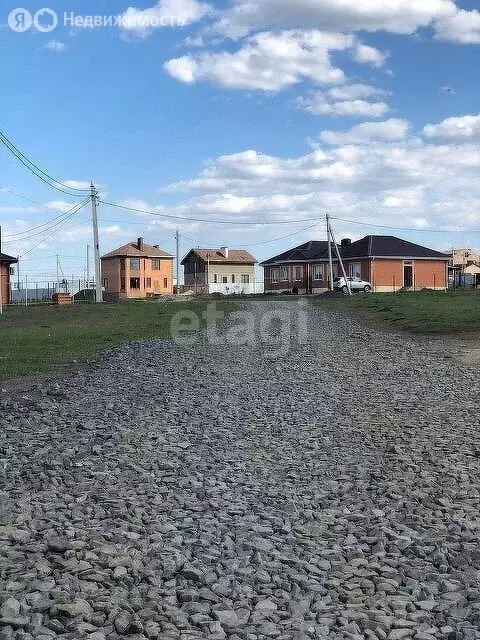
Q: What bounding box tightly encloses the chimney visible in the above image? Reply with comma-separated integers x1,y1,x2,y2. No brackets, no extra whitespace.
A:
137,237,144,251
220,246,229,258
341,238,352,248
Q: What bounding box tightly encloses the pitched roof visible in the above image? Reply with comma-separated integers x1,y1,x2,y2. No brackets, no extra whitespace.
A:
261,241,332,266
181,248,257,265
0,252,18,264
102,240,173,259
341,235,449,260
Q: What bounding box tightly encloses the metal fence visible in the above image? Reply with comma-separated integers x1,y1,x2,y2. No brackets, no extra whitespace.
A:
9,278,95,304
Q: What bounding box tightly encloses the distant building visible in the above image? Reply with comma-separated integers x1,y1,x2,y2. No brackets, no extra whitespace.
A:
181,247,257,294
262,236,449,293
0,252,18,305
449,248,480,287
101,237,174,299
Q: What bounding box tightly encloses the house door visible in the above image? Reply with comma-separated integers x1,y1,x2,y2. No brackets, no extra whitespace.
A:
403,261,413,288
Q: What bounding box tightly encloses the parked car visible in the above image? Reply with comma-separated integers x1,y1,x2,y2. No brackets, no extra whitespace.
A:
334,276,372,294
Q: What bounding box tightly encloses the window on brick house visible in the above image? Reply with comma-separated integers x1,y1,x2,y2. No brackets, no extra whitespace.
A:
130,258,140,271
295,265,303,281
152,259,160,270
163,278,168,288
130,277,140,289
313,264,324,280
145,278,152,288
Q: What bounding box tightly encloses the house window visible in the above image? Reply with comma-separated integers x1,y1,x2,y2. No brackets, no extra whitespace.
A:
349,262,362,279
231,274,236,283
280,266,288,281
214,274,218,283
130,277,140,289
295,265,303,281
145,277,152,288
102,278,108,288
313,264,324,281
241,274,250,284
152,259,160,270
163,278,168,288
120,277,125,291
271,268,280,283
130,258,140,271
222,276,228,284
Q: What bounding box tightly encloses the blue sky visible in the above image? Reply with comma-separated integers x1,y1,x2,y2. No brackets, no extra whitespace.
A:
1,0,480,284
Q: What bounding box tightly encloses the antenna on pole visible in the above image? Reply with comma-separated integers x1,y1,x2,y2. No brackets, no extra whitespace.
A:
90,183,102,303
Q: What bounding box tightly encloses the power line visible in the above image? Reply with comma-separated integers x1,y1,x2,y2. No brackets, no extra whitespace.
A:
2,198,91,241
330,216,477,234
19,200,89,258
0,131,90,198
100,199,325,226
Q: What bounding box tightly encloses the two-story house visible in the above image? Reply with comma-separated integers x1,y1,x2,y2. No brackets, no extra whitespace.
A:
0,251,18,306
181,247,257,294
101,238,174,299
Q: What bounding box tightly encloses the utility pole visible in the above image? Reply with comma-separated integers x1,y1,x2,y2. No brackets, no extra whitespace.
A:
86,244,90,290
90,184,102,303
0,227,2,316
175,229,180,295
326,214,334,291
328,217,352,296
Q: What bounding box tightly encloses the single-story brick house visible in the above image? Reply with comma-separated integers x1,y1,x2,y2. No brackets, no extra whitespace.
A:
262,236,449,293
0,252,18,306
261,241,333,294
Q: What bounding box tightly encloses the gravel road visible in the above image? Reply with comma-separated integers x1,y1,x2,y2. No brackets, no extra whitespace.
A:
1,300,480,640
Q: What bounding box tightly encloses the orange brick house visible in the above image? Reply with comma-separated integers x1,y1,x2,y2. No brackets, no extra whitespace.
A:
0,252,18,306
262,236,449,293
101,238,174,299
341,236,449,292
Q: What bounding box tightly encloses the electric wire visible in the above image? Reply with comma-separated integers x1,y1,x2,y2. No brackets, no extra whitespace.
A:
0,131,90,197
100,199,325,225
2,198,91,241
19,200,89,258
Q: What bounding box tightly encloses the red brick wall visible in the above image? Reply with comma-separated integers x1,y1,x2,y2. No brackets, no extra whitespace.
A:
370,259,447,291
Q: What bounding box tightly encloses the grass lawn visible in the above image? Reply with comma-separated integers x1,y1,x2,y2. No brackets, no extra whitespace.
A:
317,290,480,334
0,299,234,381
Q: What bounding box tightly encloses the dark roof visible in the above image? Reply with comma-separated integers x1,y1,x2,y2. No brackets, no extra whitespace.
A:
181,248,257,265
0,252,18,264
341,236,449,260
102,240,173,259
261,241,332,266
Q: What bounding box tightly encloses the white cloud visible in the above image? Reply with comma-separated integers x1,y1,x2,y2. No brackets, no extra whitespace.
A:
119,0,211,37
165,30,368,91
213,0,456,39
327,84,387,101
354,44,388,67
423,114,480,141
297,89,389,118
320,119,409,145
44,40,67,52
44,200,76,212
434,9,480,44
63,180,91,190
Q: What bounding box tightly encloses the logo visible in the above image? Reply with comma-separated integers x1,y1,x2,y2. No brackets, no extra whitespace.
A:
8,7,58,32
8,8,32,31
33,8,57,32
